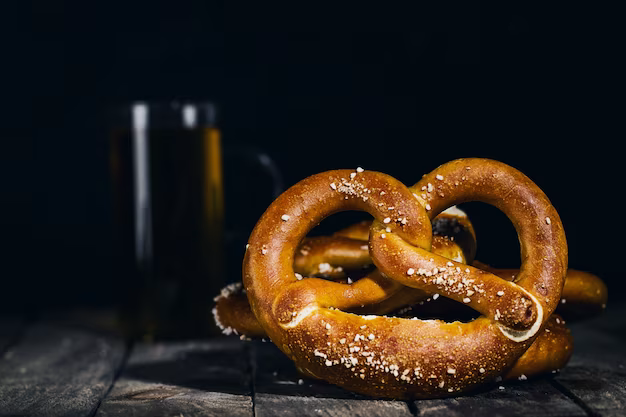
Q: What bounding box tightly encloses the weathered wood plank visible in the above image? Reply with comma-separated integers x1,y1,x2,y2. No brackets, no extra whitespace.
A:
553,354,626,417
0,323,127,417
96,338,253,417
251,341,413,417
255,394,413,417
412,380,586,417
553,315,626,417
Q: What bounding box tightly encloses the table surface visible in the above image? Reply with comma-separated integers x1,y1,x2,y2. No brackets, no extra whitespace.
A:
0,305,624,417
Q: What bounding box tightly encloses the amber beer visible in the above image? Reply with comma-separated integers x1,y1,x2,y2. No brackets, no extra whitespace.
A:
110,102,224,339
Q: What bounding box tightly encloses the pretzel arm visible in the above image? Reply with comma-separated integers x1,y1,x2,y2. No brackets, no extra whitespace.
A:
371,223,540,331
213,288,267,338
273,271,404,323
473,261,607,319
294,236,372,278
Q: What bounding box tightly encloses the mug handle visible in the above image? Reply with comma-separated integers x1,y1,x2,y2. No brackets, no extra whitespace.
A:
221,143,284,283
223,144,284,198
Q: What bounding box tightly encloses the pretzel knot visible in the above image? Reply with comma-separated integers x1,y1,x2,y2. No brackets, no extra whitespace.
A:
243,158,567,399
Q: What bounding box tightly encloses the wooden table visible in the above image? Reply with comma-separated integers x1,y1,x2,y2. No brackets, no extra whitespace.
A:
1,305,624,417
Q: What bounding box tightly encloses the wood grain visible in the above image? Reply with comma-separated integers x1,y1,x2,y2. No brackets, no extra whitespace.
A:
0,323,126,417
96,338,253,417
412,380,586,417
553,312,626,417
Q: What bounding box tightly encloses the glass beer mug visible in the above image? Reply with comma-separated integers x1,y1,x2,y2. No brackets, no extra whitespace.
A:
109,102,281,340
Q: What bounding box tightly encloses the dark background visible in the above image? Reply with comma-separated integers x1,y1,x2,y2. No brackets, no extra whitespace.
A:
6,1,623,314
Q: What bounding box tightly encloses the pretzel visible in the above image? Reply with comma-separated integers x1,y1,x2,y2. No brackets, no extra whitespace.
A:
214,209,603,386
239,158,570,398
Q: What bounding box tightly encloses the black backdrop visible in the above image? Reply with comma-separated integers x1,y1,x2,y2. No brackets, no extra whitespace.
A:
7,1,623,313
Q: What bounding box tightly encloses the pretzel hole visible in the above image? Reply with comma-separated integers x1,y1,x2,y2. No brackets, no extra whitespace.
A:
347,294,482,323
457,203,519,268
316,265,376,284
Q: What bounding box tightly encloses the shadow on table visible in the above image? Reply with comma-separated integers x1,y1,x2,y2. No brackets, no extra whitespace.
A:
121,343,252,397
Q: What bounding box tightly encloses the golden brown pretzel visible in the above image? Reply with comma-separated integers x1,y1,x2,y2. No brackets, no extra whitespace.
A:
241,159,567,398
214,208,602,383
214,213,586,380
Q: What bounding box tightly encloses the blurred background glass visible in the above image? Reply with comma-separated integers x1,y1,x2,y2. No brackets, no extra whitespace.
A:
109,102,224,339
109,102,281,339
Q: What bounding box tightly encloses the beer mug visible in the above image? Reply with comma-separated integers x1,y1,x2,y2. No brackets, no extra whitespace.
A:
109,101,282,340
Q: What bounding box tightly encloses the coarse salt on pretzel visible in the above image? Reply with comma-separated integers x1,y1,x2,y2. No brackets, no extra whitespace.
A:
215,215,592,383
242,159,567,398
216,209,599,385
